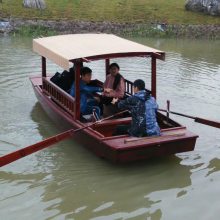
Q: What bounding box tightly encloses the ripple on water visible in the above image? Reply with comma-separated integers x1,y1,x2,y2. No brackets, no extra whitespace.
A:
1,37,220,220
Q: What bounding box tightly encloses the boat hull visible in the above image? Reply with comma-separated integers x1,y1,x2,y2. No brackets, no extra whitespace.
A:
31,77,198,163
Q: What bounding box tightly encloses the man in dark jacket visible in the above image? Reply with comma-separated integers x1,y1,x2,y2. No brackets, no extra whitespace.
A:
116,79,160,137
70,67,103,118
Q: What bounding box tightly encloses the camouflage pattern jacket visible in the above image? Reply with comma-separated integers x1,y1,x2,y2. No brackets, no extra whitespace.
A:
118,90,160,137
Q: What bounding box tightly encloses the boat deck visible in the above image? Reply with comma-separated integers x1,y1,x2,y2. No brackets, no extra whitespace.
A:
103,127,189,150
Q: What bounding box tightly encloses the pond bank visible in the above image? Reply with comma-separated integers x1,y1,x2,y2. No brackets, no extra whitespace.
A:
1,18,220,39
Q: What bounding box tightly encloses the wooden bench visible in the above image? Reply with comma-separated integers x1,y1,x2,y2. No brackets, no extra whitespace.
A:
93,117,131,137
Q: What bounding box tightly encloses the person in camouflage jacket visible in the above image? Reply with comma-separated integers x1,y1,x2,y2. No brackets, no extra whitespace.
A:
117,79,160,137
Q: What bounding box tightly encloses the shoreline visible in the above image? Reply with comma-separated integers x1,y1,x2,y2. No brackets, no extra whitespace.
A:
1,18,220,39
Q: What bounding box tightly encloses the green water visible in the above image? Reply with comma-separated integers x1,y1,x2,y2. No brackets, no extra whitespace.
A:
0,36,220,220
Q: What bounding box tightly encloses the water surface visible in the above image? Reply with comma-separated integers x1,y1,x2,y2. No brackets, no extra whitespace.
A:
0,36,220,220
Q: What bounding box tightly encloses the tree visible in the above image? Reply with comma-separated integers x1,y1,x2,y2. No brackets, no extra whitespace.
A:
23,0,46,10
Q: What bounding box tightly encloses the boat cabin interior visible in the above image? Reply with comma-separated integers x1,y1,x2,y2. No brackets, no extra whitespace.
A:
32,59,182,139
31,34,183,138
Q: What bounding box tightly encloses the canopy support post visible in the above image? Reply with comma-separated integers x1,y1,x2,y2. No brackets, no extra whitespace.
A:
105,59,110,76
74,60,82,120
151,56,157,99
42,57,46,77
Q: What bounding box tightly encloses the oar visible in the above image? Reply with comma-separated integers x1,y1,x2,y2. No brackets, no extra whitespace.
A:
0,110,128,167
159,109,220,129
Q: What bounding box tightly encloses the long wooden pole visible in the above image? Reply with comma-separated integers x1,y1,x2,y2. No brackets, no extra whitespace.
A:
0,110,128,167
42,56,46,77
151,56,157,99
74,61,81,120
158,109,220,129
105,59,110,77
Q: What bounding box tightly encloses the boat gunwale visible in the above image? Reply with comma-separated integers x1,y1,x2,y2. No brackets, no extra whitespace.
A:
103,132,199,151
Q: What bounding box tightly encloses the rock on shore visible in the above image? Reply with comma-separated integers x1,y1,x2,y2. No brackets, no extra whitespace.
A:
185,0,220,16
23,0,46,10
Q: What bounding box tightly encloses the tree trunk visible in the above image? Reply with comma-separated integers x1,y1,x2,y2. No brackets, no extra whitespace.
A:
23,0,46,10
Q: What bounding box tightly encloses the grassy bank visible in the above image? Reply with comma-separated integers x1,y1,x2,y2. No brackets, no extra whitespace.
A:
7,20,219,40
0,0,220,25
13,25,57,37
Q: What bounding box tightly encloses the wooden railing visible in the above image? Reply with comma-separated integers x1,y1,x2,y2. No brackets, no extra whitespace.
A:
41,78,149,117
42,78,75,116
125,79,151,96
125,79,133,96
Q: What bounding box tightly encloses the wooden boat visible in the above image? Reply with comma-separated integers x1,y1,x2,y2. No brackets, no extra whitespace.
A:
30,34,198,163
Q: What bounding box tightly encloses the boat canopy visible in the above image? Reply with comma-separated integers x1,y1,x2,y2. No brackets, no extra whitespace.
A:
33,34,165,70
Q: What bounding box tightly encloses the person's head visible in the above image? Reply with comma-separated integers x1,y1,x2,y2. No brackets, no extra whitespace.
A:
80,67,92,84
133,79,145,93
109,63,120,76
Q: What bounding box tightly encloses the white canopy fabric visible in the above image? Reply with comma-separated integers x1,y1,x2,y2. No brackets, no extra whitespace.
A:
33,34,165,70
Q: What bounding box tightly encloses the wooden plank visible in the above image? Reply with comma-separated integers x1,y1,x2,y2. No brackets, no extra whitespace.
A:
102,128,196,150
42,56,46,77
124,132,186,144
151,56,157,99
74,61,81,120
93,117,131,127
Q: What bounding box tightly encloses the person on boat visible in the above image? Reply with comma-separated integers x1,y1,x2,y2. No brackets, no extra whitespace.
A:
115,79,161,137
70,67,103,119
102,63,125,105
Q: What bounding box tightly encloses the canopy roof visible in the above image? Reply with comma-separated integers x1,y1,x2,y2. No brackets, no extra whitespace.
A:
33,34,165,70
